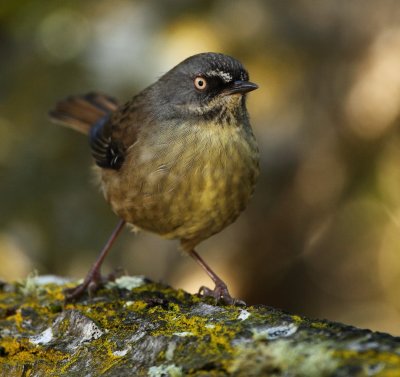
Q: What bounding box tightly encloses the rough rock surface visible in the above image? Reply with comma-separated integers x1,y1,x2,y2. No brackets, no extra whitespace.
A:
0,275,400,376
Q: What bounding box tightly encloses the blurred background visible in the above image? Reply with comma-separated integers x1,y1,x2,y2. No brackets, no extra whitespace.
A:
1,0,400,334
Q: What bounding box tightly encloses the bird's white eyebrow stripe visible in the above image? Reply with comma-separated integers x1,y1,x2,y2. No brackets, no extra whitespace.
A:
206,70,233,83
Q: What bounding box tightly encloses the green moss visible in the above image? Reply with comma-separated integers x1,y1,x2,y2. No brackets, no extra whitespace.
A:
334,349,400,366
1,276,400,376
125,299,148,311
310,321,330,330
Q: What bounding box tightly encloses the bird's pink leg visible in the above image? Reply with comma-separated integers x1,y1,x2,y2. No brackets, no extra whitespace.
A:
64,219,125,301
188,249,244,305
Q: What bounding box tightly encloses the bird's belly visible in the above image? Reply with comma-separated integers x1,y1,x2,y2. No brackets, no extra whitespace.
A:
100,123,259,244
159,163,255,242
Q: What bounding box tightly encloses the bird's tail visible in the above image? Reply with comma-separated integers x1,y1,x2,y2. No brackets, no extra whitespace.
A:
49,92,119,135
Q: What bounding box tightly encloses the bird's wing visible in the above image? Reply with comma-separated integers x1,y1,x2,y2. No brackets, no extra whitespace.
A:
49,92,118,135
50,91,141,171
91,98,143,170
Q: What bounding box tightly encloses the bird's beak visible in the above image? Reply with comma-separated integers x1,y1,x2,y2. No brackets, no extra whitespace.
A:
222,80,259,96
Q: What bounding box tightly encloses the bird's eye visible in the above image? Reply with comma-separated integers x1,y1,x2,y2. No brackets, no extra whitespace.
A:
194,76,207,91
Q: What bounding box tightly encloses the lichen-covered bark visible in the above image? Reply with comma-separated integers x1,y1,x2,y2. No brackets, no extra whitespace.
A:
0,275,400,377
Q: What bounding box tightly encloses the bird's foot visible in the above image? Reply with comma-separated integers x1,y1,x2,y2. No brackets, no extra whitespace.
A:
198,282,246,306
64,270,104,302
64,219,126,302
64,267,127,302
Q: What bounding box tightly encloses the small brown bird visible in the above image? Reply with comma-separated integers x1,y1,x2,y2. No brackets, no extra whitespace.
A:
50,52,259,304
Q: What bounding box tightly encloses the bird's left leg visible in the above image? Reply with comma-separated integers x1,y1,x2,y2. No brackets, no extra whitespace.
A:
64,219,126,301
187,248,244,305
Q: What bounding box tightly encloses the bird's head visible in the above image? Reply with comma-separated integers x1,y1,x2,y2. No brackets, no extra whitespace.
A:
153,52,258,121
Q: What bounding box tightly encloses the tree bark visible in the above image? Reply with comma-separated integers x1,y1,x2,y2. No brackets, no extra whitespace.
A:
0,275,399,376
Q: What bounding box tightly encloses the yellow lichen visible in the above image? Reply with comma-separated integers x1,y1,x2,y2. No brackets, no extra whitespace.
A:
44,284,67,302
291,315,303,324
144,304,237,367
0,337,67,368
125,299,148,311
310,321,329,330
0,338,24,357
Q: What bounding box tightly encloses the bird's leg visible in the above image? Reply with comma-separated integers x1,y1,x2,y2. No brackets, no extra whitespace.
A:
64,219,126,301
188,249,244,305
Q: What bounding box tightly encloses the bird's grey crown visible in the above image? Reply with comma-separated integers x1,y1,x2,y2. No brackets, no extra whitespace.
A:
173,52,249,83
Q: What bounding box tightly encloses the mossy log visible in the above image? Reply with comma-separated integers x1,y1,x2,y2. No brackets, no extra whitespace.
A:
1,275,400,376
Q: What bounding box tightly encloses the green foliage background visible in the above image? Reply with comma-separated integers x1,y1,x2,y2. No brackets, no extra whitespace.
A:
1,0,400,334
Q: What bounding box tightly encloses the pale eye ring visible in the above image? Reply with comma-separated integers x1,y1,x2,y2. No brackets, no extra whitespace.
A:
194,76,207,90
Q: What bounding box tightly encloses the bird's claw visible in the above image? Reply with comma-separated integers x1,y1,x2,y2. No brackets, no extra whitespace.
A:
63,271,104,302
198,283,246,306
63,267,126,302
63,281,98,302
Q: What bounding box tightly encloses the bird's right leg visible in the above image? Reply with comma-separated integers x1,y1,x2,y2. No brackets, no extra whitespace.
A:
64,219,126,301
187,248,244,305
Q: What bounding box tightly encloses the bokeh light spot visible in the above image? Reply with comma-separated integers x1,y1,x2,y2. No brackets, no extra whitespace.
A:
36,9,89,62
0,233,33,280
345,28,400,139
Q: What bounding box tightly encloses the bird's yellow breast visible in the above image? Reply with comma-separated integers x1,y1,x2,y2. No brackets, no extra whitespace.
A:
100,118,259,248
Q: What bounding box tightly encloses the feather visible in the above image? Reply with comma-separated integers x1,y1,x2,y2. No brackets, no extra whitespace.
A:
49,92,118,135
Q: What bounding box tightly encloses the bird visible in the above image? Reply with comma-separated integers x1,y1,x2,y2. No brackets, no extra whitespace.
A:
49,52,259,304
